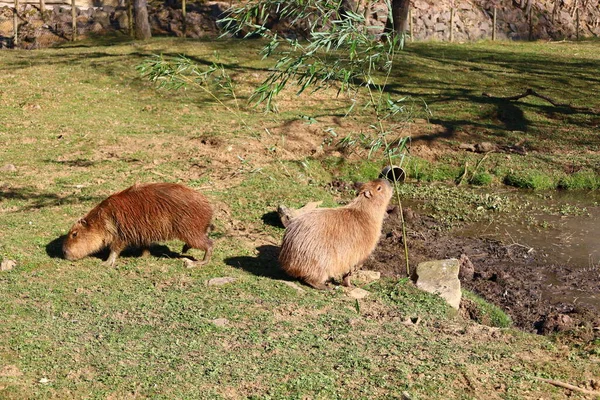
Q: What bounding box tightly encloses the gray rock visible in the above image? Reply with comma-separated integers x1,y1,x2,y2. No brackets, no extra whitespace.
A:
0,259,16,272
206,277,237,286
1,164,16,172
347,287,370,299
434,22,447,32
416,259,461,310
212,318,228,327
353,270,381,284
458,254,475,281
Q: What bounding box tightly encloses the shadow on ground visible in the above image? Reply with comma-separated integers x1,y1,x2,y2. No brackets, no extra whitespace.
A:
46,235,194,262
225,244,290,280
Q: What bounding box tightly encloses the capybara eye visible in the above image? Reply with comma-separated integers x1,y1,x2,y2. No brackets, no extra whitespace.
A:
72,232,77,238
377,185,382,191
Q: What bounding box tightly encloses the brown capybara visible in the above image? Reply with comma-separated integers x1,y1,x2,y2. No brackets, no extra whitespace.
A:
279,178,393,290
63,183,213,267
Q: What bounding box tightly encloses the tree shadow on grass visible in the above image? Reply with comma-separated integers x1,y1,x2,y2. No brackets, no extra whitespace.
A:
0,187,102,212
224,244,290,281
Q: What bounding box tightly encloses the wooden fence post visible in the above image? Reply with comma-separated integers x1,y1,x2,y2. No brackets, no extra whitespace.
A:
492,7,497,41
528,6,533,41
449,7,454,42
182,0,186,34
13,0,18,47
409,8,413,42
128,0,133,37
576,8,580,41
71,0,76,41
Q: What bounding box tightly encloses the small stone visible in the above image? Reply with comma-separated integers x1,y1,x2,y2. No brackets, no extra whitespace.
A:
475,142,496,153
1,164,16,172
38,377,50,384
279,280,306,293
212,318,228,327
0,365,22,377
206,277,236,286
353,270,381,283
0,259,16,272
347,288,370,299
458,254,475,281
416,259,461,309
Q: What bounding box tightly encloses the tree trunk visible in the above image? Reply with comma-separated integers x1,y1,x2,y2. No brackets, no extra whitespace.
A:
134,0,151,40
391,0,410,37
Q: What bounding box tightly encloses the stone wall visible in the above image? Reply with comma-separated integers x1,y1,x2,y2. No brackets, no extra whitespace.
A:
1,0,599,49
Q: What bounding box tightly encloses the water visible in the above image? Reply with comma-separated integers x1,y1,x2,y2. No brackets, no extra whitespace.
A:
458,189,600,310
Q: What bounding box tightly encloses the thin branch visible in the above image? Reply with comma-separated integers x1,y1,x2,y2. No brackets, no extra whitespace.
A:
532,377,600,396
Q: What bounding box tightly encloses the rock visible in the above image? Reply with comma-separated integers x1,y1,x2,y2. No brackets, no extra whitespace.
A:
475,142,496,153
353,270,381,284
347,287,370,299
0,365,22,377
459,143,476,152
206,277,236,286
539,312,574,334
279,280,306,293
416,259,461,310
0,259,16,271
114,11,128,30
458,254,475,281
212,318,228,327
1,164,16,172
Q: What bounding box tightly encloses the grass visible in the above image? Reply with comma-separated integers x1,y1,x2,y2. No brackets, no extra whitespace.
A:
1,37,599,398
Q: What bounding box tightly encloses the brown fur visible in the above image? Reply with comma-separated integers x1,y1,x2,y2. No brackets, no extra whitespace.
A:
279,179,393,290
63,183,213,267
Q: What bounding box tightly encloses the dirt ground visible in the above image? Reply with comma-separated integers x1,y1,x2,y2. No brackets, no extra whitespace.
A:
367,205,600,342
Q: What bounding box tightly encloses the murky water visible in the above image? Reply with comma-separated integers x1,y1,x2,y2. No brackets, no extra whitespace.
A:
459,189,600,310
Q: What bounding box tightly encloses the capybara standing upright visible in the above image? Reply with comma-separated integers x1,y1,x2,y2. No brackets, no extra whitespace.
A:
279,179,392,290
63,183,213,267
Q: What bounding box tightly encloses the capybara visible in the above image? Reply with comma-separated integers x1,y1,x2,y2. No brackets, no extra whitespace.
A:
279,178,393,290
63,183,213,267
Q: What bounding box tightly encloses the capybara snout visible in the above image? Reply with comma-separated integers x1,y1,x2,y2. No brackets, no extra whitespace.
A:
63,183,214,267
279,178,393,290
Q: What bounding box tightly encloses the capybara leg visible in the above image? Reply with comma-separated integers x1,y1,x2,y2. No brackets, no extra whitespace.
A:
103,250,120,267
182,237,213,266
304,278,330,291
141,247,151,258
103,243,124,267
342,272,353,287
198,244,213,266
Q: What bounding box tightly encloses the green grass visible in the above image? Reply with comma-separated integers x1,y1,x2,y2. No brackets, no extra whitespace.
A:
1,37,599,399
462,290,513,328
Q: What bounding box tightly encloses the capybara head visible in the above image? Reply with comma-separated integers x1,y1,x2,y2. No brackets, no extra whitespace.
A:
63,218,106,261
354,178,393,211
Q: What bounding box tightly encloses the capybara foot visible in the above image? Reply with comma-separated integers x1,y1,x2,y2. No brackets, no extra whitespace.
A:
141,248,151,258
342,273,353,287
305,279,330,290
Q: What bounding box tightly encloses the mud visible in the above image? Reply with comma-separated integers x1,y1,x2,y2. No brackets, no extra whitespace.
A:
367,206,600,341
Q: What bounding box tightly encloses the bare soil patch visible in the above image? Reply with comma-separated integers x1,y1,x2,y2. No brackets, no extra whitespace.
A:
367,206,600,341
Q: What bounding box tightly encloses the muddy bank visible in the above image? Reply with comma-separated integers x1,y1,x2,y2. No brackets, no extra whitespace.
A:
367,206,600,341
